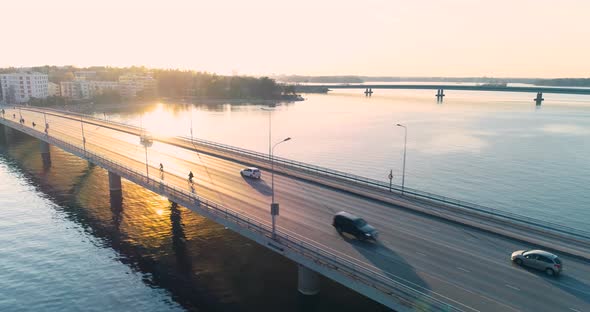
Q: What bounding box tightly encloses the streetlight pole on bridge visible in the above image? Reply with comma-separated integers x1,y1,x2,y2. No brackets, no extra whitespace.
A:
270,137,291,239
260,105,278,161
396,123,407,195
80,116,86,152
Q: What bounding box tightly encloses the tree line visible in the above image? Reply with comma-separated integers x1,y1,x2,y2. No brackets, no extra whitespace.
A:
1,66,291,100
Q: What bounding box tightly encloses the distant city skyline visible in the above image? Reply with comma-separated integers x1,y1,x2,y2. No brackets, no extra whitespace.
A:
3,0,589,78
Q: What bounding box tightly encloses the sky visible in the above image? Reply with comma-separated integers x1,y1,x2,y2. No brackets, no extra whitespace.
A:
2,0,589,78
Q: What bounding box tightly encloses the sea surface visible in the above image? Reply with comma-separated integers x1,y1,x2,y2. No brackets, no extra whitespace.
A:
1,87,589,311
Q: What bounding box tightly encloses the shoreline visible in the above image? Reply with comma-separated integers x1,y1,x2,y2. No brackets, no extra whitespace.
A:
24,96,303,114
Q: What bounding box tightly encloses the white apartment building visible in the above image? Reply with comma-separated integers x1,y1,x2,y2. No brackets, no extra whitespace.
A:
119,74,157,98
89,81,119,94
0,72,49,103
60,80,119,100
73,71,97,81
48,82,61,97
61,81,91,99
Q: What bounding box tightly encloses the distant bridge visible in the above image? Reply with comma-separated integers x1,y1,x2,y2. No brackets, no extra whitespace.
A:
295,84,590,96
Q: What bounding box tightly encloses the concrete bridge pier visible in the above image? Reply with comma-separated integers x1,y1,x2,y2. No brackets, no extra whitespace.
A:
297,264,320,295
40,141,51,166
2,124,13,142
436,89,445,102
108,171,123,207
534,92,544,106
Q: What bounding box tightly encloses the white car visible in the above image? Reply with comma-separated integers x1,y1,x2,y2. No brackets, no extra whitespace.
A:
240,167,261,179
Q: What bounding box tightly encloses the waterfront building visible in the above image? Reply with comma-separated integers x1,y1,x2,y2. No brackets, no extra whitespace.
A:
119,74,157,98
89,80,119,95
73,71,97,81
60,81,91,99
60,80,119,100
0,71,49,103
48,82,61,97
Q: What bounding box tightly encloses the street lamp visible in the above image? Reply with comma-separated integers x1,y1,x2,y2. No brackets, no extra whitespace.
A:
80,116,86,152
260,106,275,161
270,136,291,239
139,114,153,178
141,136,153,178
190,106,193,144
396,124,407,195
44,112,48,134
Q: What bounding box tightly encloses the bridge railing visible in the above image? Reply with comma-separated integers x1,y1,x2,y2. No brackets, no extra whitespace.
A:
12,106,590,241
0,117,461,312
175,135,590,242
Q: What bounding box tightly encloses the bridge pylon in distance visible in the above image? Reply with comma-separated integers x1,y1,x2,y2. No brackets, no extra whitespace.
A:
436,89,445,102
364,88,373,97
534,92,544,106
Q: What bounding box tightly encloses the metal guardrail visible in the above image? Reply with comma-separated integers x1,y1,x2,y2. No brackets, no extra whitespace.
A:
0,116,462,312
177,135,590,241
13,105,590,241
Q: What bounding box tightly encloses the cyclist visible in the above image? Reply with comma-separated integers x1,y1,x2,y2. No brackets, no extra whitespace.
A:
188,171,194,183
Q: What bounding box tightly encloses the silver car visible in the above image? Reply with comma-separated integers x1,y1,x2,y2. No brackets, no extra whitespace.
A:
240,167,261,179
511,249,562,276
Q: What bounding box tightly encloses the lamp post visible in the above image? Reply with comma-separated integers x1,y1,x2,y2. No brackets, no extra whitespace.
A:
396,124,407,195
189,105,195,147
139,114,153,178
80,116,86,152
260,106,274,161
44,112,48,134
140,136,152,178
270,137,291,239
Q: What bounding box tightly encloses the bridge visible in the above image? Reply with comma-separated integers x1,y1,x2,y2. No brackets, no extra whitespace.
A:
1,106,589,311
295,84,590,104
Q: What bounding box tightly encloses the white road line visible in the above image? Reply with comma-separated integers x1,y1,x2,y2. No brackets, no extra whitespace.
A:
569,308,581,312
416,251,426,256
457,267,470,273
505,284,520,291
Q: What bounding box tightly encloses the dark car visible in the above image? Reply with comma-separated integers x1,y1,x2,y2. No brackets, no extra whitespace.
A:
332,211,378,240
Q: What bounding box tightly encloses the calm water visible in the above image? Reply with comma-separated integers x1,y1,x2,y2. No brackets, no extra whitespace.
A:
1,88,589,311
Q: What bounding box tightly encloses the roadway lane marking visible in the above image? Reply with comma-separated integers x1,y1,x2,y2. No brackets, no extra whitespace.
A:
505,284,520,291
456,267,470,273
569,308,581,312
416,251,426,256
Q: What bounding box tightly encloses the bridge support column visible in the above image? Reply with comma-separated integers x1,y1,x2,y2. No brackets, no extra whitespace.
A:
3,125,13,142
364,88,373,97
108,171,123,207
436,89,445,102
109,171,122,192
534,92,544,106
297,264,320,295
40,141,51,166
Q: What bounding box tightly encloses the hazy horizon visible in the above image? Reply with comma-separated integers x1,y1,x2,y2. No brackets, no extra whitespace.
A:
3,0,590,78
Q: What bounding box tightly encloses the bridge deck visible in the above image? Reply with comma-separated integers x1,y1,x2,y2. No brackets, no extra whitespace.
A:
2,107,589,312
297,84,590,95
